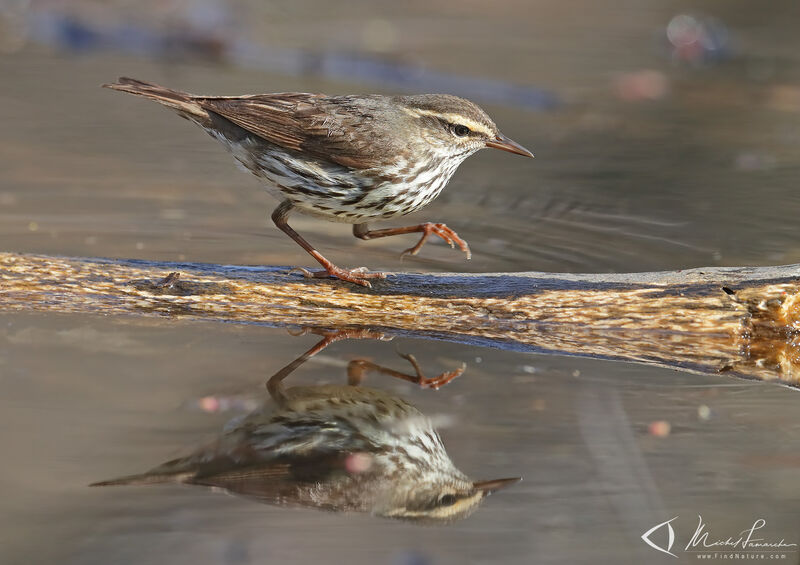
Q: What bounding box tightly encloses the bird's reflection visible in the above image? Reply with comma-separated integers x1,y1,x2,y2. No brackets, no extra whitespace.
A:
92,329,519,523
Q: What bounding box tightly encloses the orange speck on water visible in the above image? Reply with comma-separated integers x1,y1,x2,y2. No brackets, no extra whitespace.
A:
649,420,671,437
199,396,220,412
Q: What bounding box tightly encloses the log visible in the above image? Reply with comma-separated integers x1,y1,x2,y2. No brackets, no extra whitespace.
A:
2,251,799,385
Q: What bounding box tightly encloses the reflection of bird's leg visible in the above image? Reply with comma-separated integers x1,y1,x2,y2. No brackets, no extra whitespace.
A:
269,328,465,402
347,353,466,390
286,327,391,341
268,328,390,404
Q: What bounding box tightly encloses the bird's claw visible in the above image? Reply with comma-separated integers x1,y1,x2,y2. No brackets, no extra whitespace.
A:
289,266,387,288
400,223,472,260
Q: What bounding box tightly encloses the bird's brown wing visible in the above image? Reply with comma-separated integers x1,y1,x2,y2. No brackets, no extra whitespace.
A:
196,93,387,169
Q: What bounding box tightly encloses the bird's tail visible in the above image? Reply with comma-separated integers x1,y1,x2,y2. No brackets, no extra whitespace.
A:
102,77,210,124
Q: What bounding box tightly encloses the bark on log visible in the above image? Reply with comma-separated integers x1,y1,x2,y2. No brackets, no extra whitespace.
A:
2,252,799,385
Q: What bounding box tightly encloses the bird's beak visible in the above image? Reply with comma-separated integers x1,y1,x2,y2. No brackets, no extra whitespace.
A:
485,133,534,158
473,477,522,495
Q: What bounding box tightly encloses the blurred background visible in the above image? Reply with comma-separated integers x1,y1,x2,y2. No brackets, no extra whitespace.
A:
2,0,800,273
2,2,800,564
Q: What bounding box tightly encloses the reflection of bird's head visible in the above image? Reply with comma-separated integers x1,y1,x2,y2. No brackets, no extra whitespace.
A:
377,475,521,524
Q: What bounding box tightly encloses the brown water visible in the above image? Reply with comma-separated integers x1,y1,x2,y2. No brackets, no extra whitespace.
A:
2,1,800,563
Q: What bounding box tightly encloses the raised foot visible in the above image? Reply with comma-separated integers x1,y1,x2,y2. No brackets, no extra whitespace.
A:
401,222,471,260
289,266,387,288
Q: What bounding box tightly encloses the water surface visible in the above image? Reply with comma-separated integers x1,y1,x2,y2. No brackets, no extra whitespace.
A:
2,1,800,563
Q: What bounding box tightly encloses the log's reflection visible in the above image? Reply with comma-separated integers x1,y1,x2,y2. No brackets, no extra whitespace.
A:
92,329,519,523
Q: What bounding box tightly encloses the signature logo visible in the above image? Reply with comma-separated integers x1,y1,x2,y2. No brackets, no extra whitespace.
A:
641,516,678,558
641,516,797,559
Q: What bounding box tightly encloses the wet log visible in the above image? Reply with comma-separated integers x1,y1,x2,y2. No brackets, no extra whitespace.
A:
1,251,799,385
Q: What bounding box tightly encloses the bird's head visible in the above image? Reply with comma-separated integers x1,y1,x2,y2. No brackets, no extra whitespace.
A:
396,94,534,160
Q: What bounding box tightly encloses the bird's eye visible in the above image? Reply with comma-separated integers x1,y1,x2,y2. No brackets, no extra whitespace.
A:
438,494,457,507
452,124,470,137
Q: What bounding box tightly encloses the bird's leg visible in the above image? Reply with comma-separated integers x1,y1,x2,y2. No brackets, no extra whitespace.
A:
271,201,386,287
347,354,465,390
353,222,471,260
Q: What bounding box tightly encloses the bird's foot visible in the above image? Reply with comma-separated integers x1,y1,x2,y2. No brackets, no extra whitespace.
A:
401,223,471,260
289,265,387,288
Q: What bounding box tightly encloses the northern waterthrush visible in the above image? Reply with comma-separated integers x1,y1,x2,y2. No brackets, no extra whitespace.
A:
104,78,533,286
91,330,519,523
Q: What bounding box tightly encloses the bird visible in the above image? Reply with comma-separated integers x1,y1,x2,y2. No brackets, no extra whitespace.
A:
103,78,534,287
90,329,520,523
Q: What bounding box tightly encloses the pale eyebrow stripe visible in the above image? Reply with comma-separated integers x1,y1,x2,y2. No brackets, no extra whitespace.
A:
402,108,495,137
